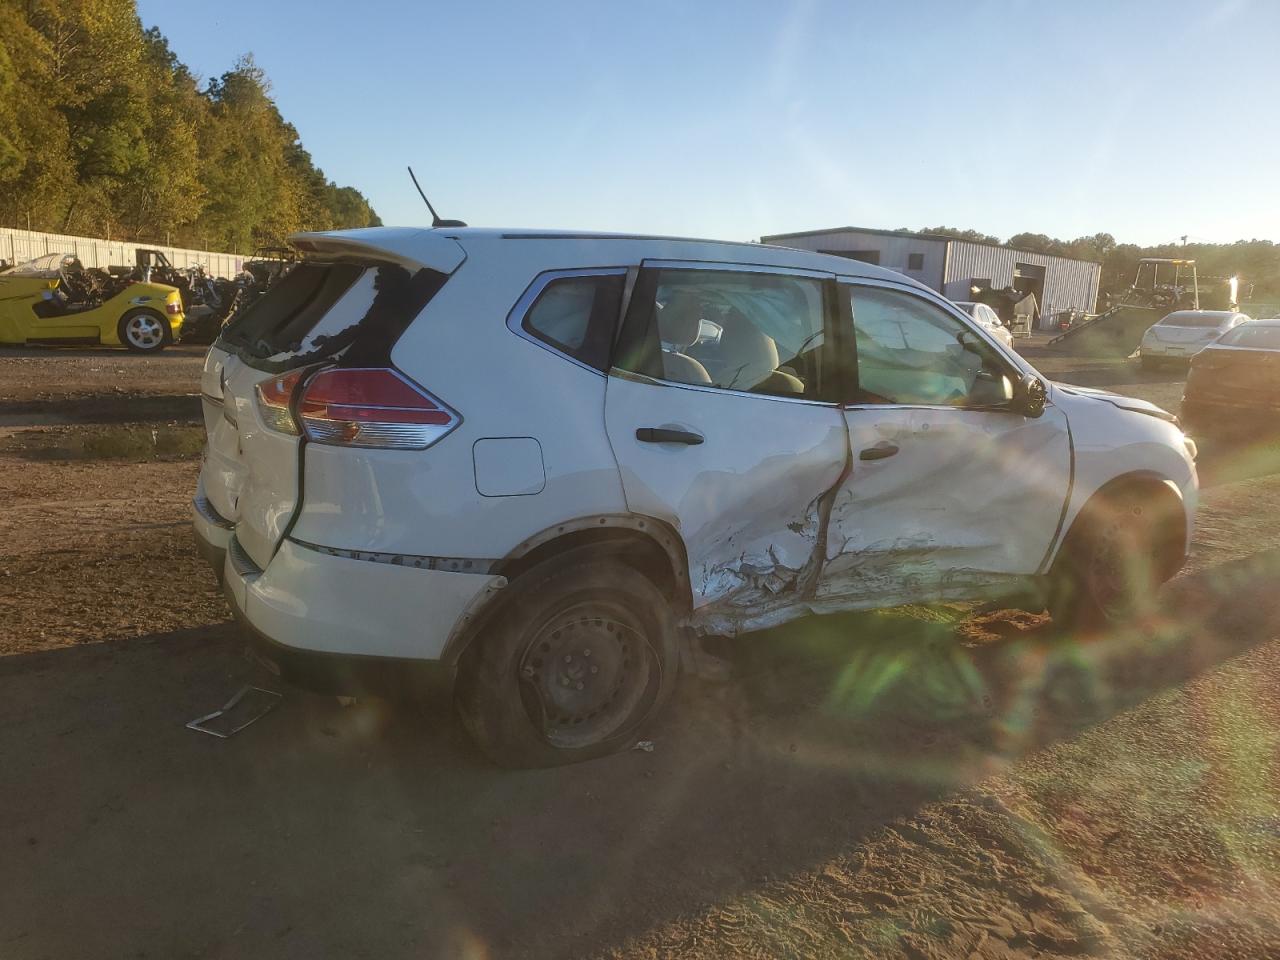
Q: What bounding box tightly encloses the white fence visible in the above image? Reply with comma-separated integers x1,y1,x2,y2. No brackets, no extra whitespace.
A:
0,227,244,278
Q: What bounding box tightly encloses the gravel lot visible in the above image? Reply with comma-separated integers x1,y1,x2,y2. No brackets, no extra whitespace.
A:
3,340,1280,959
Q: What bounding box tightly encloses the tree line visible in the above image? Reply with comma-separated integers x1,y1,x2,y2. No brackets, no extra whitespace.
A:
909,226,1280,304
0,0,379,252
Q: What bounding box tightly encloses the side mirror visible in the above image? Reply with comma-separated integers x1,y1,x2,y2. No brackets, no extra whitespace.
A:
1015,373,1047,418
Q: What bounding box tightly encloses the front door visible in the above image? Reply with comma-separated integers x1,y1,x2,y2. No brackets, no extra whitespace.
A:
604,261,848,635
818,279,1072,607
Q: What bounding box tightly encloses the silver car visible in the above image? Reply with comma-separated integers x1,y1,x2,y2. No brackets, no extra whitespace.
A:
1140,310,1249,365
952,300,1015,350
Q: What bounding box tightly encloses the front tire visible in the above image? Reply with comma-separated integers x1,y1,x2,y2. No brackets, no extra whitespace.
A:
456,558,679,767
118,309,170,353
1048,490,1161,634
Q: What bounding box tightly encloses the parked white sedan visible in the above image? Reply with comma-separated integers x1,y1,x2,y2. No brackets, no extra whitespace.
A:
953,300,1015,350
1140,310,1249,365
193,226,1198,766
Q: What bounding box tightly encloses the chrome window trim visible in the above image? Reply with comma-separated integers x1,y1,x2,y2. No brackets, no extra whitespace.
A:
608,366,842,408
641,258,835,280
505,267,630,377
842,399,1050,414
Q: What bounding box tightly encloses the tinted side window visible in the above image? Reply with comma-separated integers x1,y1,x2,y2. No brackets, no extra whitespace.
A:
848,286,1011,406
616,268,827,399
521,273,625,371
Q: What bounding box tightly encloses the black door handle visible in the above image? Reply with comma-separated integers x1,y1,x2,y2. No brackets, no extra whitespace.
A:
859,442,899,461
636,427,704,445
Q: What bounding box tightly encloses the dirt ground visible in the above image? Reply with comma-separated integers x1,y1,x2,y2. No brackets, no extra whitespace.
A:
3,341,1280,959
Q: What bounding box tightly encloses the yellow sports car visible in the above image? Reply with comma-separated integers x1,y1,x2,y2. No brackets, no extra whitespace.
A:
0,253,185,352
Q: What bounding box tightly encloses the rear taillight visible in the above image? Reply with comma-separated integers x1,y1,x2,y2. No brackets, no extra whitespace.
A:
255,369,308,434
166,300,182,315
297,367,458,449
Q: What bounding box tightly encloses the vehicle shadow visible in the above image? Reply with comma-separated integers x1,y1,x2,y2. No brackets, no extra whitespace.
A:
2,547,1278,959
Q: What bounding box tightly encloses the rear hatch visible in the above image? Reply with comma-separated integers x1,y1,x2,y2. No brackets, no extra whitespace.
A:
199,230,464,569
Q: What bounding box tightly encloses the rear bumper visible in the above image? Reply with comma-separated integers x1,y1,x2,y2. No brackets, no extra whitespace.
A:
226,595,458,700
205,532,505,697
1141,342,1206,359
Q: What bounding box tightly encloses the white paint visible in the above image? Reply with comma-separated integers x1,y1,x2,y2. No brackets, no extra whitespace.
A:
604,373,848,611
828,403,1072,600
200,356,306,569
192,226,1199,667
473,437,546,496
234,539,503,660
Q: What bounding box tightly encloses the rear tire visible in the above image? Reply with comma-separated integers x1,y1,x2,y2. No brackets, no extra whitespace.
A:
455,558,680,767
118,309,170,353
1048,489,1161,635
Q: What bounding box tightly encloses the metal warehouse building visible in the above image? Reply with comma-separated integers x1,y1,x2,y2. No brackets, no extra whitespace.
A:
760,226,1101,327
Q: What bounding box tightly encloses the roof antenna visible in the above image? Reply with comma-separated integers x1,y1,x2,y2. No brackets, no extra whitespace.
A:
408,166,467,228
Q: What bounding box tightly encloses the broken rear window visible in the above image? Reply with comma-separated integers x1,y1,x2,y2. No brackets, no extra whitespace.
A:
216,261,446,370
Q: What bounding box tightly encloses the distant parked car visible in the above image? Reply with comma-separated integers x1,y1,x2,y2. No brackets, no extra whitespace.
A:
1182,319,1280,439
0,253,184,352
194,226,1198,767
952,300,1015,350
1140,310,1249,366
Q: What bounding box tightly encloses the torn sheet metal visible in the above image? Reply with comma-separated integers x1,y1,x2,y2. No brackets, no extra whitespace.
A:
186,686,281,738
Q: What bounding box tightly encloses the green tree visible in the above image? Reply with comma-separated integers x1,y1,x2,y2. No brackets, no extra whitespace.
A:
0,1,379,251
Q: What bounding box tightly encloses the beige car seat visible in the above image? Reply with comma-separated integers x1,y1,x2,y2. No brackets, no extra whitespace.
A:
712,309,804,395
657,292,712,384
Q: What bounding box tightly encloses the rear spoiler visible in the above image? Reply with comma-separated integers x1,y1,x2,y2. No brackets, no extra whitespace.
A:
288,228,466,275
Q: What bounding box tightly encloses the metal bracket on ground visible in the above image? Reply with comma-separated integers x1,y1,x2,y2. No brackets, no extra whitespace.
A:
186,686,282,738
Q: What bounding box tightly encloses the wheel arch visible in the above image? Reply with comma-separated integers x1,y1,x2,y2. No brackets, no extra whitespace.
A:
1050,470,1189,583
439,514,691,667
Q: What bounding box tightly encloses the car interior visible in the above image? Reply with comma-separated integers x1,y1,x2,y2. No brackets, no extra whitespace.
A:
656,277,822,398
28,256,107,318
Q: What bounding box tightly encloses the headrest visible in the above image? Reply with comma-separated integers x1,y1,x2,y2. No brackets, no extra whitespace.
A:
717,310,781,389
659,292,703,348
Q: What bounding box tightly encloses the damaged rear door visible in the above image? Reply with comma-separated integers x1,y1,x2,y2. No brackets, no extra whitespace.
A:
202,231,463,570
604,261,850,636
819,279,1072,605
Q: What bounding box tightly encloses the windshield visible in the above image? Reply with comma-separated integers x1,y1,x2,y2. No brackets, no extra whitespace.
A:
0,253,74,276
1159,311,1232,327
1217,324,1280,349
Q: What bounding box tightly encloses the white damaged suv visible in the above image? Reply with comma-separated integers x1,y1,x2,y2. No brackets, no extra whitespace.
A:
193,227,1198,766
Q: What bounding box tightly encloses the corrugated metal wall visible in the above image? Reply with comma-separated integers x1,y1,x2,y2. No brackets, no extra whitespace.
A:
764,230,948,289
765,230,1101,327
0,228,243,278
942,242,1100,326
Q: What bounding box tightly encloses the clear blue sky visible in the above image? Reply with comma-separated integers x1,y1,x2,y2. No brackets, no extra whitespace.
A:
138,0,1277,245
